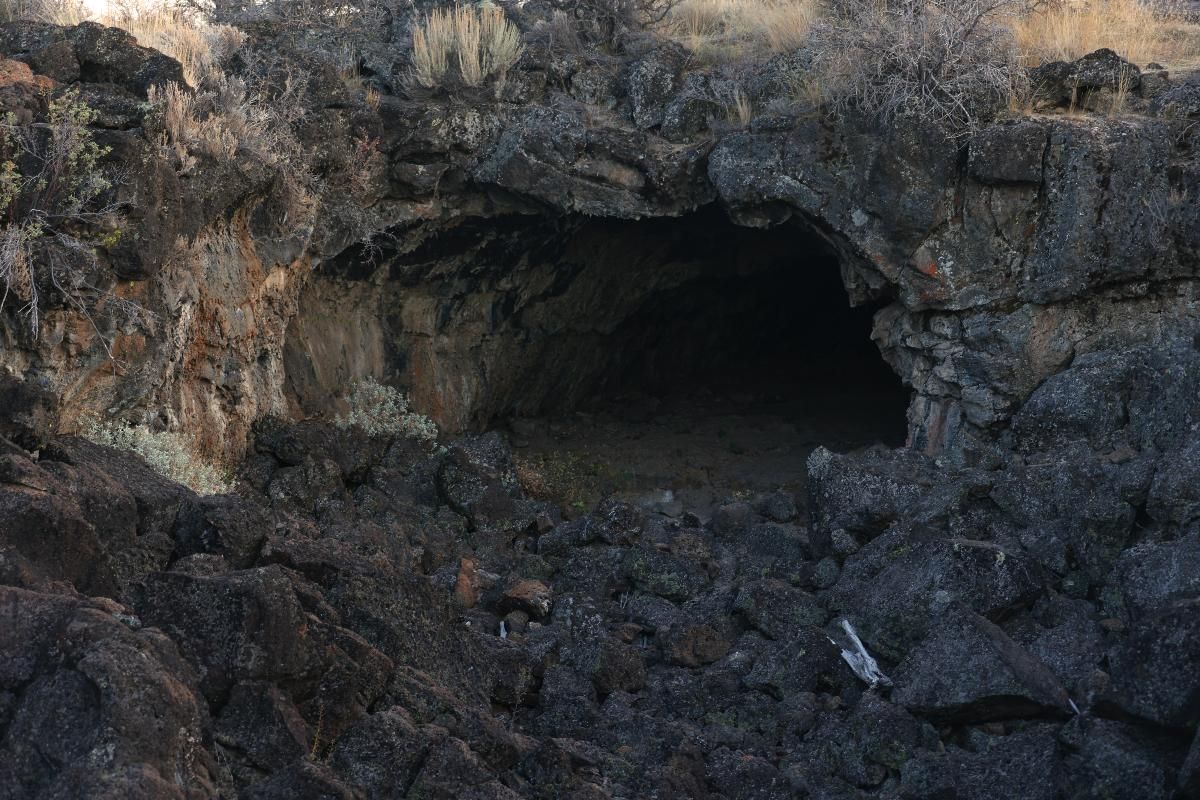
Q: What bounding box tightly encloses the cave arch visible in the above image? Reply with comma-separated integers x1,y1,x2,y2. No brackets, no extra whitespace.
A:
284,206,910,450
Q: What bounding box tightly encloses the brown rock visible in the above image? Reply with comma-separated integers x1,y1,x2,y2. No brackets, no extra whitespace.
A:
501,579,553,619
454,558,481,608
617,622,644,643
667,624,731,667
0,58,55,91
503,609,529,636
593,639,646,694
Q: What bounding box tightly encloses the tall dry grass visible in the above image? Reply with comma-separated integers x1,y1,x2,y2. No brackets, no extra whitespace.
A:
410,5,524,91
455,5,484,85
1011,0,1199,68
0,0,244,86
671,0,820,61
102,2,246,86
0,0,84,24
411,5,455,88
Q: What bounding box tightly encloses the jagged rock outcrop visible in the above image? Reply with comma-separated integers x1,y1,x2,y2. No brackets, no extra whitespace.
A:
0,410,1197,797
2,13,1200,800
2,19,1196,465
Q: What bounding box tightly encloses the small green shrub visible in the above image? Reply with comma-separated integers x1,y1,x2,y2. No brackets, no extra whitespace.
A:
0,89,134,338
335,377,439,443
83,420,230,495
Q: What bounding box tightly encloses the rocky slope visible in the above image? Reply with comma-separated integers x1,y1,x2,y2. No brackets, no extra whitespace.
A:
1,13,1199,800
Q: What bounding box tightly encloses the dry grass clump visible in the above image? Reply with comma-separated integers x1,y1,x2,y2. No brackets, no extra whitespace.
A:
412,6,454,87
102,2,246,86
410,4,524,91
670,0,820,61
148,68,316,232
666,0,1199,76
0,0,83,25
149,73,302,167
157,77,316,249
1011,0,1200,68
83,418,230,495
0,0,243,86
723,84,754,124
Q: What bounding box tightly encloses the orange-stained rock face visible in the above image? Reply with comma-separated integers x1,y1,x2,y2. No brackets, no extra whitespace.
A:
500,579,553,619
453,557,480,608
0,58,55,91
22,209,314,468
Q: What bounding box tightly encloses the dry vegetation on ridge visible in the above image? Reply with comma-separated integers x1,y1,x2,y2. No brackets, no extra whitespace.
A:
664,0,1200,70
1012,0,1200,67
4,0,1196,98
409,3,524,92
670,0,821,61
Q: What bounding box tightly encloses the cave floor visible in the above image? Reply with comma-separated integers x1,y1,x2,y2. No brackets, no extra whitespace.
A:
506,367,907,522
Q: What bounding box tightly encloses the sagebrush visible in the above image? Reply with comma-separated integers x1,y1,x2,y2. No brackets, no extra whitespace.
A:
805,0,1023,136
83,419,230,495
0,89,137,340
336,377,439,443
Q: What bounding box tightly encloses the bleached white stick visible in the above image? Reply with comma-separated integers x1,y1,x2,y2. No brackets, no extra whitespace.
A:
833,619,892,688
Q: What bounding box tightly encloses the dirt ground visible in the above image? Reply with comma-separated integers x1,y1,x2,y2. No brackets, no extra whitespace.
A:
507,365,909,523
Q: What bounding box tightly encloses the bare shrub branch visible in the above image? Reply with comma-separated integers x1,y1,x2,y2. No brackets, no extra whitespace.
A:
545,0,686,48
189,0,391,31
805,0,1025,136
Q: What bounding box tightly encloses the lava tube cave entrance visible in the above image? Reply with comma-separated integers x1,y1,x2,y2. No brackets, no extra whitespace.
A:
286,206,910,513
487,208,912,515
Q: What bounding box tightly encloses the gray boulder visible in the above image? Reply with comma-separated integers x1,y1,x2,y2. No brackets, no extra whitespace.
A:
1105,598,1200,727
892,608,1075,723
832,533,1044,661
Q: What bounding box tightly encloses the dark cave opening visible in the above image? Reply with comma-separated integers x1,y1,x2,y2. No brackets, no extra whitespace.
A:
489,208,913,511
536,208,912,451
287,206,911,481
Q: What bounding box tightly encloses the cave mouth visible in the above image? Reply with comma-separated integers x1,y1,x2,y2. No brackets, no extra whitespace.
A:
574,210,908,439
488,207,912,510
287,204,910,505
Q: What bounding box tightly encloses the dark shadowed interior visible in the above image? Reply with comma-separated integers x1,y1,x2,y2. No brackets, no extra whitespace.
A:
540,209,912,451
286,207,911,452
494,209,913,511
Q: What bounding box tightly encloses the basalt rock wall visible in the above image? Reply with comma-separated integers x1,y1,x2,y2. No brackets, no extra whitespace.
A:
1,23,1197,465
297,38,1200,465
